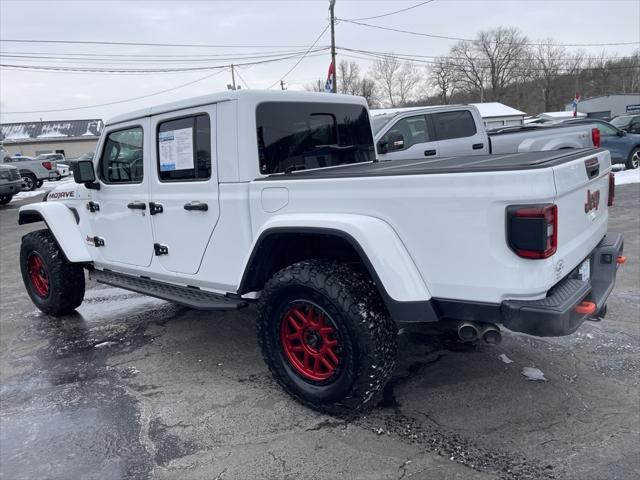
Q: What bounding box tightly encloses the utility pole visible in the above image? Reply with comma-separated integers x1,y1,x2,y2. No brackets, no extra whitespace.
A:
231,64,237,90
280,80,286,90
329,0,337,93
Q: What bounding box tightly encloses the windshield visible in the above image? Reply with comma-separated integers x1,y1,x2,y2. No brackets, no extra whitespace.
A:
611,116,632,128
371,114,395,135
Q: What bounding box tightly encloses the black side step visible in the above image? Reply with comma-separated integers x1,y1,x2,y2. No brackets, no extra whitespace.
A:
90,269,247,311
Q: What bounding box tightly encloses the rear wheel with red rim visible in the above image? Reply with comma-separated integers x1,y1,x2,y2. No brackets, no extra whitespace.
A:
280,301,341,382
27,253,50,298
257,260,397,413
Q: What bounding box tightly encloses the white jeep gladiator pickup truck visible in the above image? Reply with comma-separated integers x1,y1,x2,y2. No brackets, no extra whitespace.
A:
18,91,624,412
372,105,600,161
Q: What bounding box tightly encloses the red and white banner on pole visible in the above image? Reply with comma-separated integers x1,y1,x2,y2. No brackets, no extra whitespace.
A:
324,61,335,93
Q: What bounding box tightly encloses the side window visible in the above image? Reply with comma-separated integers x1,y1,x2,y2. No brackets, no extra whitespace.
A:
157,114,211,182
433,110,477,140
383,116,429,151
597,123,617,136
100,127,144,184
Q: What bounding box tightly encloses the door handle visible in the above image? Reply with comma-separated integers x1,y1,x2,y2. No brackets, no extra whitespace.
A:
472,143,484,150
424,149,437,156
184,201,208,212
127,201,146,210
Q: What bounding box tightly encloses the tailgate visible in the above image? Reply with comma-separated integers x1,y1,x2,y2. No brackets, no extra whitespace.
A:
552,149,611,277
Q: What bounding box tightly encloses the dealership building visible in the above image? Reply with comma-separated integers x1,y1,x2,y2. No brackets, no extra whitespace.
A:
565,93,640,119
0,119,103,158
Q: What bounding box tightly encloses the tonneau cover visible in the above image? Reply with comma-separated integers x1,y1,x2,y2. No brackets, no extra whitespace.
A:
259,148,602,180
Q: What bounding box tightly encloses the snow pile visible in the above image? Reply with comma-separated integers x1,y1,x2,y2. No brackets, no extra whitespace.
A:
498,353,514,364
521,367,547,381
614,168,640,186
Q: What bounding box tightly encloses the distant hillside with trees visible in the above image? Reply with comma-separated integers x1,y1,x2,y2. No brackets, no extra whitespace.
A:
306,26,639,115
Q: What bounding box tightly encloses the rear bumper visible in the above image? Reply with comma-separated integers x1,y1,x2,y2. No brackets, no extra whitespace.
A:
501,233,624,336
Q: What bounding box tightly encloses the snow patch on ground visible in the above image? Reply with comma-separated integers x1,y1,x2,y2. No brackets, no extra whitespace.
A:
498,354,514,364
521,367,547,381
10,177,74,203
614,168,640,185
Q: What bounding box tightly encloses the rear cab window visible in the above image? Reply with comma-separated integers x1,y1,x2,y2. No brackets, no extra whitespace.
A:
256,102,374,174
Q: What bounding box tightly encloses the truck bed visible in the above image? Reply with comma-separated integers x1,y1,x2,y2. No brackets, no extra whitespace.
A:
260,148,600,180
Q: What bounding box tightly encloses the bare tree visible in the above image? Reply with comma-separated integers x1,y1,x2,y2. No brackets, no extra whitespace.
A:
371,54,400,106
534,40,567,111
370,54,420,107
429,57,458,104
359,77,378,107
476,27,529,101
304,79,325,92
450,41,487,101
338,60,361,95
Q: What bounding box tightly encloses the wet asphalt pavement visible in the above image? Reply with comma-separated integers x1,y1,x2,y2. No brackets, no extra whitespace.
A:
1,186,638,480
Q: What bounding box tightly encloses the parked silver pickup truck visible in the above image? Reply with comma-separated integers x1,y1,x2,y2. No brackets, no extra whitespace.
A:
372,105,599,161
0,154,59,191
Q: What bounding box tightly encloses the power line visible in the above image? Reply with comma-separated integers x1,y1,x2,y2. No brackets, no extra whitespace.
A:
344,0,435,22
269,23,331,89
0,48,325,62
0,38,331,49
1,69,229,115
0,48,329,65
0,51,330,74
339,18,640,47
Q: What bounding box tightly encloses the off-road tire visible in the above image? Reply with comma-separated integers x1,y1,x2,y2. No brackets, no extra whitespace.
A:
0,195,12,205
21,173,37,191
257,260,397,413
20,229,85,316
626,147,639,170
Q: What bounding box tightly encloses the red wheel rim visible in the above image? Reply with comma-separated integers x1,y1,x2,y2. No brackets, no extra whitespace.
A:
280,302,340,382
27,253,49,298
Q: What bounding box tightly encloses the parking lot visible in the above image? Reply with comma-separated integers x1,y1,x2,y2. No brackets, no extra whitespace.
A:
0,184,638,480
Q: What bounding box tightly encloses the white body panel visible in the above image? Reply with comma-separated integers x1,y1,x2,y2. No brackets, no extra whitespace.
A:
18,202,92,263
31,91,613,311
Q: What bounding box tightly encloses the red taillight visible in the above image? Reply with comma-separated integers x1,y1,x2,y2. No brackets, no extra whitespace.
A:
507,204,558,259
591,128,600,148
608,172,615,206
42,161,53,170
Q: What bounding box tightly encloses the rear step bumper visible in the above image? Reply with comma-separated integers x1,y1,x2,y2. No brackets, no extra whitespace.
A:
501,233,624,336
90,269,247,311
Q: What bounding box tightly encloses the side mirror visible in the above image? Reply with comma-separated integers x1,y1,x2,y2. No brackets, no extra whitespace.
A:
73,160,99,189
377,140,389,154
386,130,405,151
617,129,626,136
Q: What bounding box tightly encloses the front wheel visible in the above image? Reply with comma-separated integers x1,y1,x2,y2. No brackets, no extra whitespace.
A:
20,229,86,316
257,260,397,413
0,195,12,205
21,173,37,191
626,147,639,170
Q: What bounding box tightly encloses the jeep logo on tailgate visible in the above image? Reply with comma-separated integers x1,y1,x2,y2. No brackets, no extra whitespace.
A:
584,189,600,213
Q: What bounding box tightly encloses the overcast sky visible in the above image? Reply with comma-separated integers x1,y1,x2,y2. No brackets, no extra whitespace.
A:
1,0,638,123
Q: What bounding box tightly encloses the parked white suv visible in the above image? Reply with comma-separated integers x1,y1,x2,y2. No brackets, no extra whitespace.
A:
18,91,624,412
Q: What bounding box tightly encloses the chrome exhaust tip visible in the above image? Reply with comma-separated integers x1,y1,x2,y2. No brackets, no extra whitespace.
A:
457,321,479,342
480,324,502,345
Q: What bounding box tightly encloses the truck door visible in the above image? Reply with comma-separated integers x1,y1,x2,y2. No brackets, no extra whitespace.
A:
377,114,440,161
148,105,220,275
89,119,154,267
430,109,489,157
